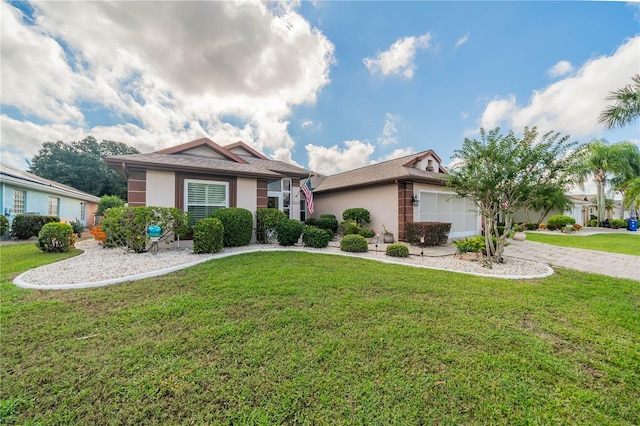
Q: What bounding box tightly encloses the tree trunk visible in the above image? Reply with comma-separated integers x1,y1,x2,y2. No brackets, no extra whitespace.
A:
595,170,606,225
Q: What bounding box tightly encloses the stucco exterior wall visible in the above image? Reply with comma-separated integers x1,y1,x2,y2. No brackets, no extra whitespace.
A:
313,184,398,237
146,170,176,207
237,177,257,242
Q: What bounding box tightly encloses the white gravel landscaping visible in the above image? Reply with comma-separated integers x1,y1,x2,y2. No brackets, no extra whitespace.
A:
14,239,554,289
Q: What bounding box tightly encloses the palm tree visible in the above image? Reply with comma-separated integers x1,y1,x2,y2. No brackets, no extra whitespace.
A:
582,140,640,225
623,177,640,216
527,186,574,225
599,74,640,129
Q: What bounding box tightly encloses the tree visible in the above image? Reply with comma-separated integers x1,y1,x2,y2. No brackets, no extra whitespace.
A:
599,74,640,129
28,136,140,199
581,140,640,225
448,127,583,264
528,185,574,225
622,177,640,216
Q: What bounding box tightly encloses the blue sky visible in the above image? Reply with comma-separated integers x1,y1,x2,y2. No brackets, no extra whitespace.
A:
1,1,638,177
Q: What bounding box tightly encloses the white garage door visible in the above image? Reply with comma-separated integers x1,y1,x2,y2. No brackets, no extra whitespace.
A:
419,191,479,239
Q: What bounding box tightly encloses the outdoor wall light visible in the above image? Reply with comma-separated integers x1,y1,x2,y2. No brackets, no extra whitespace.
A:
412,195,420,207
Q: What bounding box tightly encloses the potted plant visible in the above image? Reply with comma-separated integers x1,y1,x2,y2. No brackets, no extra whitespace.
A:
381,225,394,243
512,224,526,241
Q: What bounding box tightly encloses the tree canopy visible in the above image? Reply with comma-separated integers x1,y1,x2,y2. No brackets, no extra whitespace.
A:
599,74,640,129
447,127,583,263
28,136,139,199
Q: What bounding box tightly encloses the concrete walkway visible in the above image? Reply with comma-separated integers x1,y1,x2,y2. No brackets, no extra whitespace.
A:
504,239,640,281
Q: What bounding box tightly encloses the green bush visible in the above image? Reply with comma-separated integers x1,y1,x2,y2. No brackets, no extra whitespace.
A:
358,227,375,238
452,236,485,254
68,218,85,235
305,217,318,227
342,208,371,226
546,223,558,231
0,215,9,236
101,206,191,252
193,218,224,254
96,195,125,216
589,219,598,227
547,215,576,228
302,226,331,248
316,215,339,233
609,219,627,229
386,243,409,258
276,219,304,246
340,234,368,253
36,222,75,252
10,215,59,240
405,222,451,246
525,223,538,230
339,220,360,235
211,208,253,247
255,208,287,244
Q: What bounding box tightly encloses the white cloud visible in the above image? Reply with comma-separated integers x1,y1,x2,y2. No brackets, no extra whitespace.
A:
363,32,431,79
301,120,314,128
381,148,413,161
377,113,401,145
271,147,303,167
0,2,335,168
305,140,375,175
547,60,574,77
455,33,470,48
478,36,640,137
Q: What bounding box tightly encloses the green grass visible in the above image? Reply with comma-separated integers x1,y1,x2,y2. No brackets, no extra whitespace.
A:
525,232,640,256
1,244,639,424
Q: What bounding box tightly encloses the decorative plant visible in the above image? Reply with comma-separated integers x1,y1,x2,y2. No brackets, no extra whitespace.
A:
36,222,75,252
358,227,375,238
193,217,224,254
573,223,583,231
339,220,360,236
0,215,9,236
90,226,106,244
317,215,339,233
275,219,304,246
255,208,287,244
211,207,253,247
452,236,485,254
386,243,409,258
342,208,371,226
68,218,85,236
547,215,576,228
339,234,368,253
10,215,59,240
302,226,331,248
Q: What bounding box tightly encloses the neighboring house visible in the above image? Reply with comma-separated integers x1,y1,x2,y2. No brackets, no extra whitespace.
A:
308,151,481,240
0,163,100,230
104,138,313,231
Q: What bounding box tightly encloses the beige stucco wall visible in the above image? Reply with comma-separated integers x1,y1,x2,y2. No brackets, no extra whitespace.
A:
313,184,398,236
146,170,176,207
236,178,257,212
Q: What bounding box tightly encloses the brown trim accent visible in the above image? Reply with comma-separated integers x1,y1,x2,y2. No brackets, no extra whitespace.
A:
256,179,268,209
175,173,237,210
314,176,446,195
128,170,146,207
225,141,269,160
397,182,414,241
156,137,248,164
402,150,442,166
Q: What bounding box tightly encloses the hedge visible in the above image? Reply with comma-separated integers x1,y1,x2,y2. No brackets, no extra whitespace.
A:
340,234,368,253
342,208,371,226
316,215,339,233
0,215,9,236
193,218,224,254
36,222,75,252
10,215,59,240
547,215,576,229
211,207,253,247
386,243,409,258
302,226,331,248
276,219,304,246
405,222,451,246
256,208,287,244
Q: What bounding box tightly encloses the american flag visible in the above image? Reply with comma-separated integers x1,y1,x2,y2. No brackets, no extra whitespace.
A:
301,177,314,215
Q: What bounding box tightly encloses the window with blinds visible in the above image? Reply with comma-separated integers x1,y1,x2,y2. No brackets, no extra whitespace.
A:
13,190,25,215
185,179,228,223
48,197,59,216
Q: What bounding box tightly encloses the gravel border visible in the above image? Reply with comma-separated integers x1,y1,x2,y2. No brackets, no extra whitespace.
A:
14,240,554,290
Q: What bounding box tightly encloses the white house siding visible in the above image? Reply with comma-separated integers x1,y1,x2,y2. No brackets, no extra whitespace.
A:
146,170,176,207
313,184,398,237
414,185,481,239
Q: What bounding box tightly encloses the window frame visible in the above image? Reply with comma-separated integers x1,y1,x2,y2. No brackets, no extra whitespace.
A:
13,189,26,215
183,178,229,223
48,196,60,216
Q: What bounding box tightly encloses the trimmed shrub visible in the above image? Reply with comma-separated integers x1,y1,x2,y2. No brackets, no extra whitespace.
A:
256,208,287,244
358,227,375,238
386,243,409,258
547,215,576,229
305,217,318,227
525,223,538,230
0,215,9,236
276,219,304,246
342,208,371,226
36,222,75,252
323,228,335,240
10,215,59,240
302,226,331,248
193,218,224,254
546,223,558,231
609,219,627,229
589,219,598,227
340,234,368,253
96,195,125,216
101,206,191,252
339,220,360,235
405,222,451,246
316,215,339,233
211,207,253,247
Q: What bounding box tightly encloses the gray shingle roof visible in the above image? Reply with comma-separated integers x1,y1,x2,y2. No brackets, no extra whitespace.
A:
312,151,447,193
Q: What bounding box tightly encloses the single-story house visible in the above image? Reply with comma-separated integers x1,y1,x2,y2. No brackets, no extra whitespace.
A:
308,150,482,240
0,163,100,231
104,138,314,228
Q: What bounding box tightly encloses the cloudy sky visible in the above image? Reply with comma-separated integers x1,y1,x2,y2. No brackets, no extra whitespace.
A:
1,1,639,175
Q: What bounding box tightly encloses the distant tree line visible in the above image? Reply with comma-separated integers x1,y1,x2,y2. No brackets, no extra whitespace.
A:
28,136,139,200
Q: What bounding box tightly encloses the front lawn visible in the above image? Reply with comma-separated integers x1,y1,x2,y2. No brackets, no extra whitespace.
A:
1,244,639,424
525,232,640,256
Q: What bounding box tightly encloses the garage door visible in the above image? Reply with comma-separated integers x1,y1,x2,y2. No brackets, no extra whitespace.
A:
418,191,479,239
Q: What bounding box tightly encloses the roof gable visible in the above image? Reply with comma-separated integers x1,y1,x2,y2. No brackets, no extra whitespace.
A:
225,141,269,160
156,137,248,164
